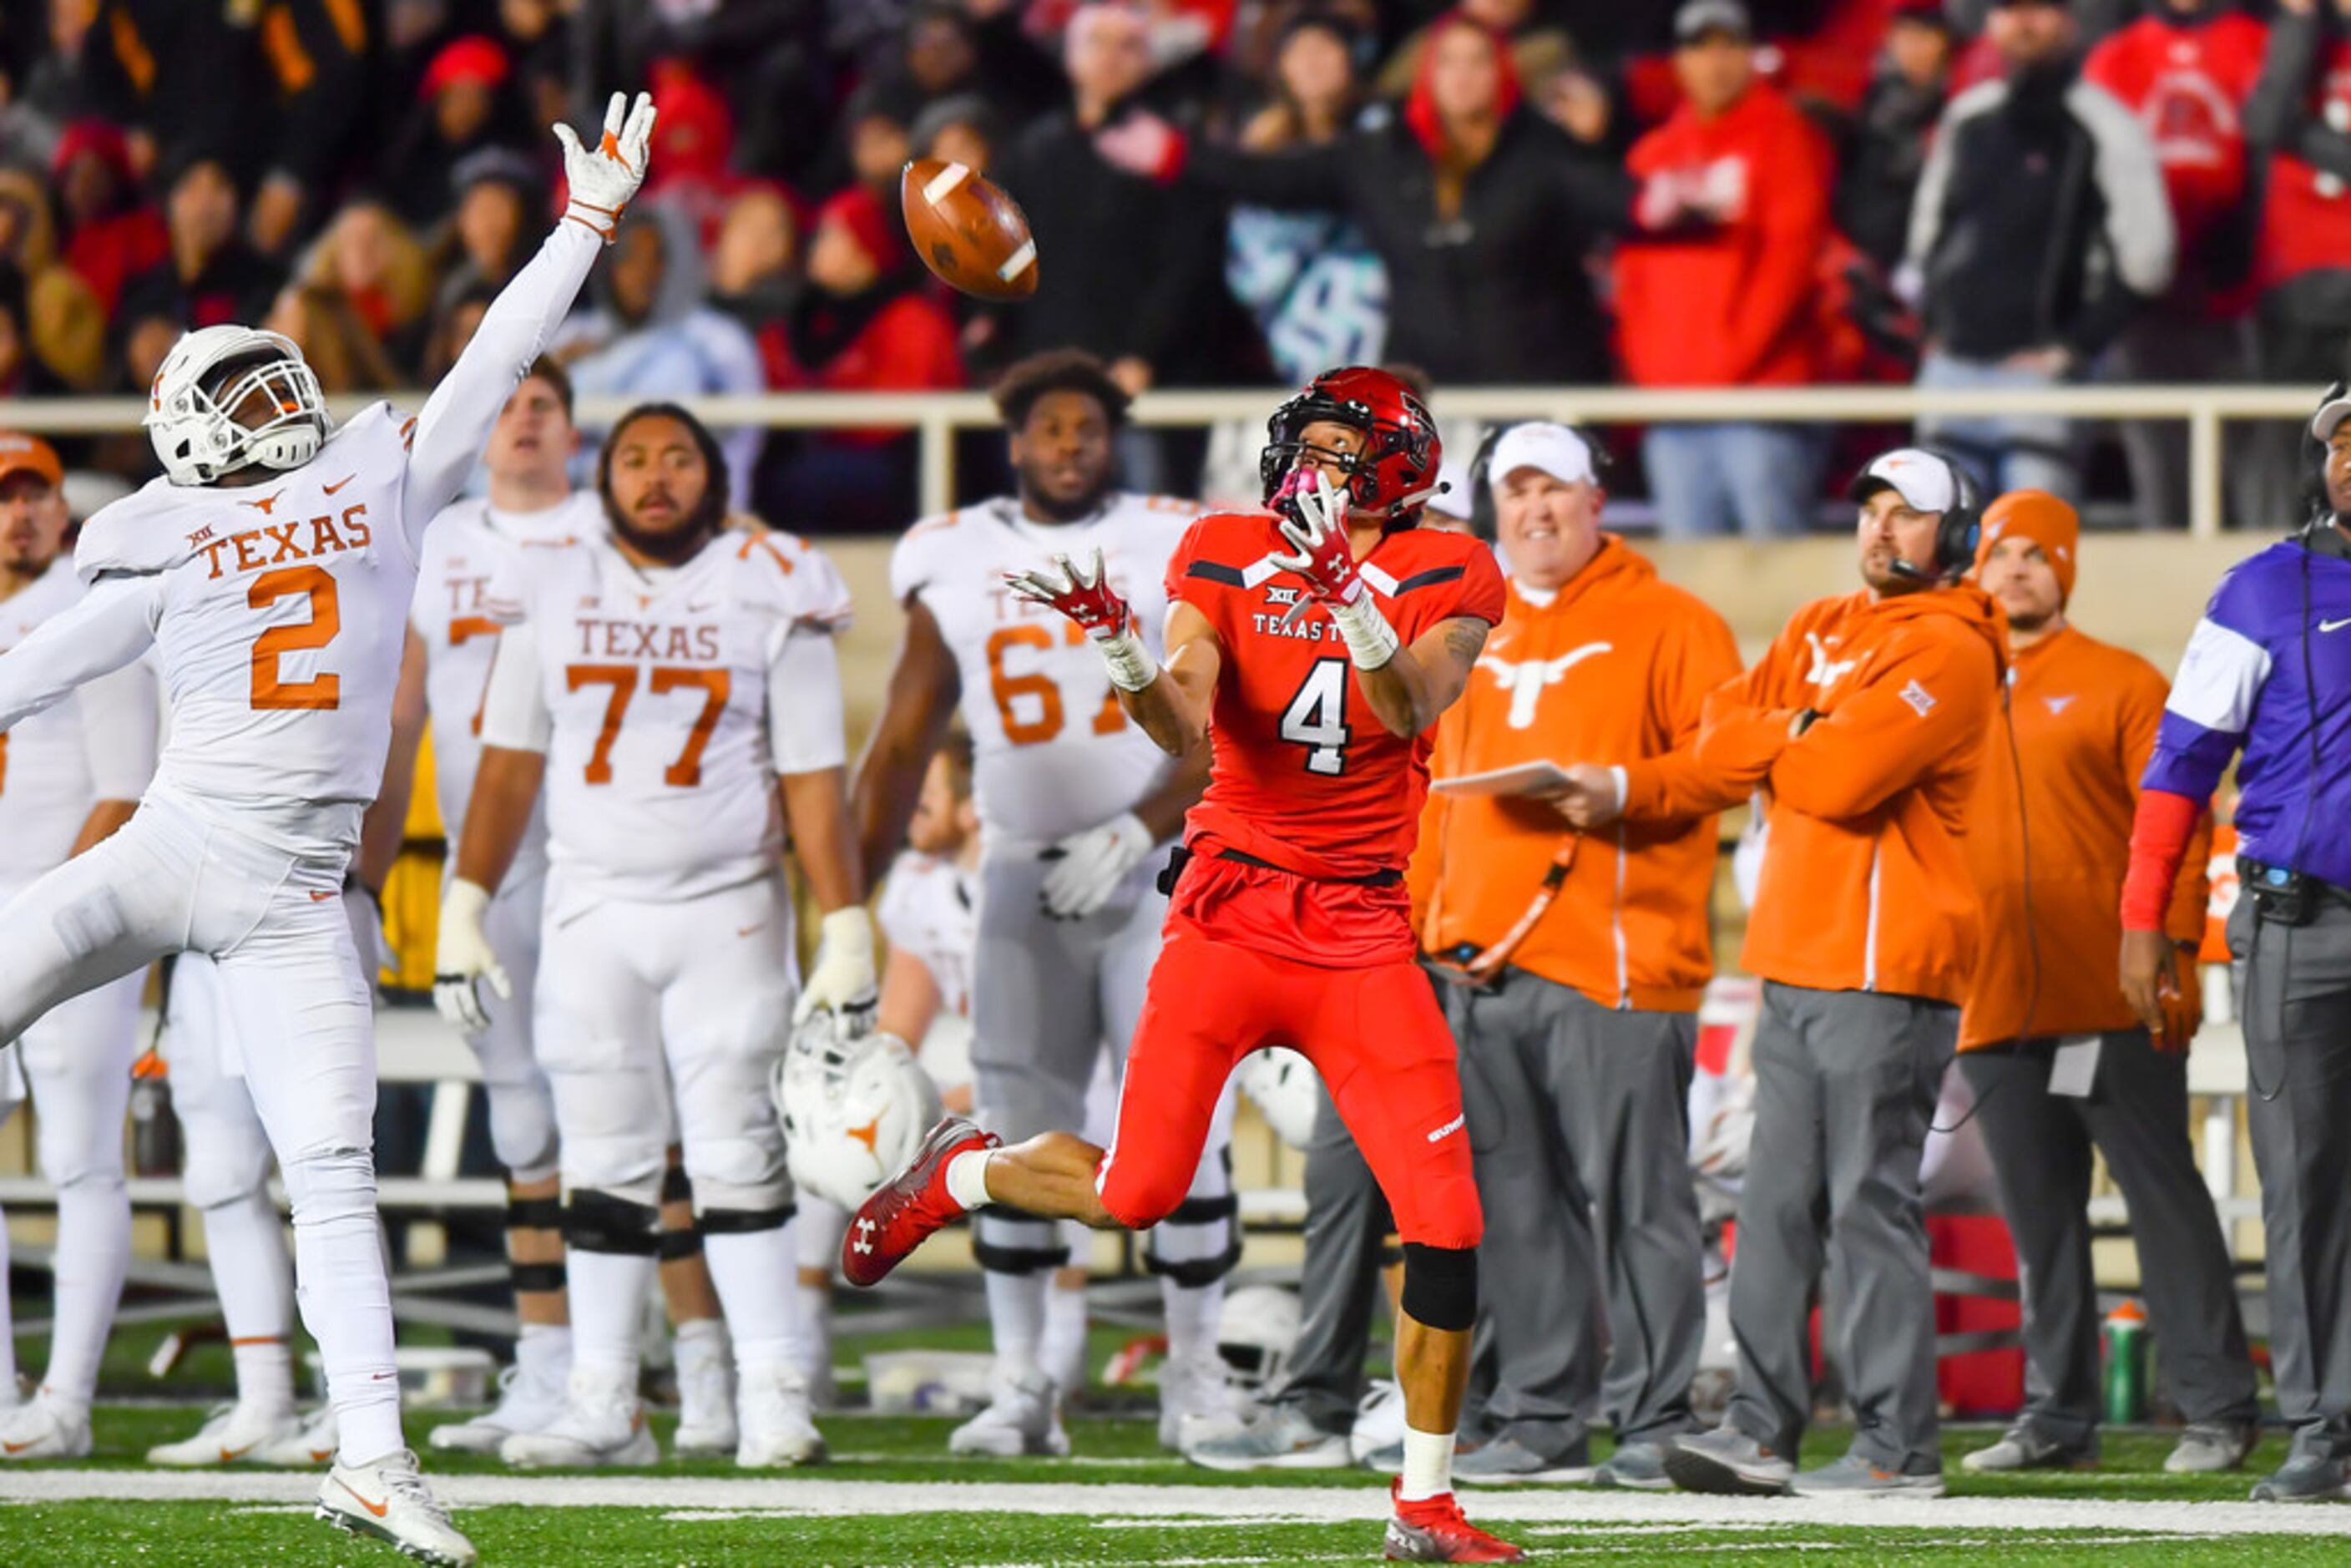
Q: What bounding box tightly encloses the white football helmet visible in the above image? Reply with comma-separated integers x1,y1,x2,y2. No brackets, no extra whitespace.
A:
1216,1284,1302,1393
1234,1047,1320,1151
774,1009,943,1211
144,325,331,486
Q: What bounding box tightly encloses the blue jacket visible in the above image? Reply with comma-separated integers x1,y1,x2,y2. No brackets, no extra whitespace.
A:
2143,535,2351,888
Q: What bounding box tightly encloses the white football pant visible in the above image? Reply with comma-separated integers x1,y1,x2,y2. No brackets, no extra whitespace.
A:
0,782,398,1463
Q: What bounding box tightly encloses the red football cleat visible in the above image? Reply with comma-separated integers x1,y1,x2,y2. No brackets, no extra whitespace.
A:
840,1115,999,1287
1383,1480,1524,1563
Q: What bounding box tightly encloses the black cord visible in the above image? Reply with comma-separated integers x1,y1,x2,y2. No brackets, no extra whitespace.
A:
1930,681,2036,1136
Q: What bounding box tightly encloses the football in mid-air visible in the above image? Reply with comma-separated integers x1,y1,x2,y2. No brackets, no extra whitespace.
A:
901,157,1039,301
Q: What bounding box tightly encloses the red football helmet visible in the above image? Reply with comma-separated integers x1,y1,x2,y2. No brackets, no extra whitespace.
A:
1259,367,1442,528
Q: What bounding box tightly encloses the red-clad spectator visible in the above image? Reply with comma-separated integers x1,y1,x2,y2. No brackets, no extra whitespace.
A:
2086,0,2269,530
377,34,534,230
642,59,747,260
1616,0,1833,538
2244,0,2351,525
50,119,166,321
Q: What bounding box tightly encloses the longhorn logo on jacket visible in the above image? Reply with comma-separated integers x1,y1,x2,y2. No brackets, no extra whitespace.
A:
1476,644,1611,729
1804,631,1858,691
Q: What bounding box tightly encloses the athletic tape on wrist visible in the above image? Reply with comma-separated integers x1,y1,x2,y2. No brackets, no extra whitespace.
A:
1098,628,1159,692
1329,595,1399,670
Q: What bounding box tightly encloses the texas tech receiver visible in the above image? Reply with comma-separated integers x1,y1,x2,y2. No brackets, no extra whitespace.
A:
846,368,1524,1563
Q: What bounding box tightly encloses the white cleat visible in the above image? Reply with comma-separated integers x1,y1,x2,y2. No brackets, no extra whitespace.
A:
672,1328,738,1457
1158,1351,1251,1452
498,1366,659,1469
316,1447,478,1566
0,1395,90,1459
735,1363,827,1468
948,1367,1070,1459
147,1400,306,1466
429,1358,571,1454
254,1404,341,1467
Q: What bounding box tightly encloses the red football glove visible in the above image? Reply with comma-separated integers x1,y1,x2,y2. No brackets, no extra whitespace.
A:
1004,549,1133,639
1271,470,1367,620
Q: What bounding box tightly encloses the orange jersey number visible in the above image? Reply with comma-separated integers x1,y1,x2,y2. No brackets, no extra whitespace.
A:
249,565,342,711
450,615,502,736
565,664,733,787
985,623,1125,747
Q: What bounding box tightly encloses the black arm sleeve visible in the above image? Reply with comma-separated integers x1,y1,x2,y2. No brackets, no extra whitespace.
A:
2247,8,2323,152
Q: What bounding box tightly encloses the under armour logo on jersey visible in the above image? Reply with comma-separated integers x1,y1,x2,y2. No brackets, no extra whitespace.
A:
852,1217,877,1255
2045,695,2076,715
1425,1112,1466,1144
1899,679,1937,718
1476,644,1610,729
1805,632,1858,690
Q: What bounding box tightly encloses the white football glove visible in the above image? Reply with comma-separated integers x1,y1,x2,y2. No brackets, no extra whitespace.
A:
555,90,656,243
1041,811,1155,920
433,878,511,1034
795,906,878,1024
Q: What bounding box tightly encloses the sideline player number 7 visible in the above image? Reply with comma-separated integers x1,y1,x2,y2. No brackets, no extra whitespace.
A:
565,663,733,786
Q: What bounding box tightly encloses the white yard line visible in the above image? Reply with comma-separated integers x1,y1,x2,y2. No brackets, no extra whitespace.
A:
6,1471,2351,1537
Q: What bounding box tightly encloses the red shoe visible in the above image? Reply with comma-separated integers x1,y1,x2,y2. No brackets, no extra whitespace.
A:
840,1115,999,1287
1383,1479,1524,1563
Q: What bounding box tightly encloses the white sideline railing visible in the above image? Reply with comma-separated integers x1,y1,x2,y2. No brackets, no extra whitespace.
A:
4,382,2328,538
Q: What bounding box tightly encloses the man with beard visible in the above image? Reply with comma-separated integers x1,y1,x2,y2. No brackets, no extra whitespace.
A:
852,350,1232,1456
437,402,872,1469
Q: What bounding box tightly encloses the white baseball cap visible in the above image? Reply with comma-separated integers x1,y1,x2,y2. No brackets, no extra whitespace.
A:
2310,392,2351,442
1427,458,1474,519
1848,448,1961,513
1488,422,1599,492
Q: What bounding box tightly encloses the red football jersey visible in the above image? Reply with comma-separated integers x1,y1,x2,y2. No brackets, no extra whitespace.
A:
1166,513,1508,883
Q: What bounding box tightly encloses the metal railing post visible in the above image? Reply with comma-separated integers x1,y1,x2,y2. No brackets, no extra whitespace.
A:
918,410,956,520
2188,400,2225,539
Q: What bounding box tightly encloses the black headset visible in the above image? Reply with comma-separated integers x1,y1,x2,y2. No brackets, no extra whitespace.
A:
1466,421,1612,544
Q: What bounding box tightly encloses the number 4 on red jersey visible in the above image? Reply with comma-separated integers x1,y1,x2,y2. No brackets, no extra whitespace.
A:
1165,512,1505,883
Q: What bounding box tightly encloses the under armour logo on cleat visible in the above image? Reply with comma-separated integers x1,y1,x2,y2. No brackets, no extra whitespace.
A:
853,1217,877,1255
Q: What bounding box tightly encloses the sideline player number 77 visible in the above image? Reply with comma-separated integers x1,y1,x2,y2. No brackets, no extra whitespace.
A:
842,368,1526,1564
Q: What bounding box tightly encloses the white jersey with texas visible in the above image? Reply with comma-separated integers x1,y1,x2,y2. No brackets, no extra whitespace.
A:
0,220,612,857
890,492,1196,844
412,490,605,853
479,527,853,916
877,849,977,1019
0,560,158,884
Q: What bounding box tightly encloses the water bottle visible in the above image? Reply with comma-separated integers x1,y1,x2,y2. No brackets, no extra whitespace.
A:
2101,1299,2148,1426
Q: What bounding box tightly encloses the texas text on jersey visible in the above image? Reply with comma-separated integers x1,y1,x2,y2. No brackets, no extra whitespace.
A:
1166,513,1509,889
479,525,853,916
891,493,1197,846
413,490,607,857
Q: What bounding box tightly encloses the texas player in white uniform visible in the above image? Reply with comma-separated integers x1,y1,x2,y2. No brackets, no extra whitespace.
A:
437,402,872,1471
0,93,657,1566
852,351,1237,1457
0,434,158,1459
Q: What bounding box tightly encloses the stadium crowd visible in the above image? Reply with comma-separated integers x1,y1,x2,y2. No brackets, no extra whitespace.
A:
2,0,2348,532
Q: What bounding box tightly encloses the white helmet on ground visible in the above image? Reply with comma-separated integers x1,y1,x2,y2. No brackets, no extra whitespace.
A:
1234,1047,1319,1151
1215,1283,1302,1393
774,1008,943,1210
144,325,331,486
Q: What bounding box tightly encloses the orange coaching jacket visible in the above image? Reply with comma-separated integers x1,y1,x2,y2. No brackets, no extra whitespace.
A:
1413,537,1745,1013
1696,584,2006,1006
1959,625,2210,1049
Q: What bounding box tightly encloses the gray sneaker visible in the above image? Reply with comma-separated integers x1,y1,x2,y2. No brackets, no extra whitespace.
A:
2165,1422,2258,1474
1961,1424,2095,1474
2251,1452,2346,1503
1593,1439,1674,1491
1453,1434,1594,1485
1663,1427,1795,1496
1358,1439,1403,1474
1183,1402,1350,1472
1790,1453,1946,1499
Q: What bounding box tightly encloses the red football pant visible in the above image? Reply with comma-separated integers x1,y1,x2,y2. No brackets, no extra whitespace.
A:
1095,923,1483,1251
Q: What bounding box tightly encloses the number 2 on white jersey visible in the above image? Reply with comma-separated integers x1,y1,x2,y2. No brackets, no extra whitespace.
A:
1280,659,1351,776
249,566,341,711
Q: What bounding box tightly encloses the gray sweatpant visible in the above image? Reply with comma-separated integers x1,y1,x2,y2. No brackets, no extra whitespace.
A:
970,849,1236,1277
1725,983,1954,1474
1447,967,1706,1454
2232,896,2351,1462
1264,1082,1394,1435
1959,1029,2257,1448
